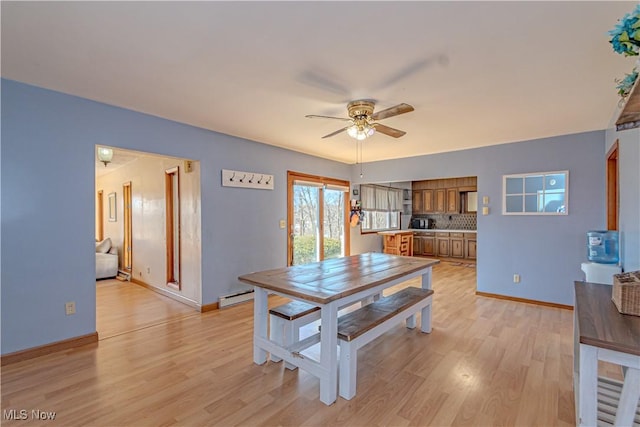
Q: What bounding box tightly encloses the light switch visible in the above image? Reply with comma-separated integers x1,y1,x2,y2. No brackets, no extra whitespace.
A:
279,219,286,229
482,196,489,205
482,206,489,215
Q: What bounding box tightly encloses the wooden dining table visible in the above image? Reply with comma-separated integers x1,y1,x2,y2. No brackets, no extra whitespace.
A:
238,252,439,405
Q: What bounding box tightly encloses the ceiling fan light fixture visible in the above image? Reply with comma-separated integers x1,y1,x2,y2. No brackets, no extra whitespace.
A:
97,147,113,167
347,123,375,140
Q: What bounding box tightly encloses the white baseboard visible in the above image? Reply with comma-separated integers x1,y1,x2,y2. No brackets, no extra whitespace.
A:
219,290,254,308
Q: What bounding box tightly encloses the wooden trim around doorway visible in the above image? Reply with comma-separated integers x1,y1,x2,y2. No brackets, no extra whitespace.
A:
1,332,98,366
287,171,351,266
606,141,619,231
97,190,104,241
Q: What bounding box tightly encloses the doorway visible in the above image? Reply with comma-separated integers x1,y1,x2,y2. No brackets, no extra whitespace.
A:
95,147,202,339
287,171,350,266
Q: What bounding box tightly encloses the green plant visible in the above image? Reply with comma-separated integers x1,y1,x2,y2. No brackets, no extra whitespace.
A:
293,235,342,265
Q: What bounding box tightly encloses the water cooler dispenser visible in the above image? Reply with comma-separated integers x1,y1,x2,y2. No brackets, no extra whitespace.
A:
580,230,621,285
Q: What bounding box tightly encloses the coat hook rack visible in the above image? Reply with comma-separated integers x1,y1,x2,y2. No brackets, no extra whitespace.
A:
222,169,274,190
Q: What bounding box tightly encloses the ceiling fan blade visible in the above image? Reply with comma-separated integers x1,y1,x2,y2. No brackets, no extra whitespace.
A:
322,127,350,139
373,123,406,138
305,114,351,121
371,103,414,121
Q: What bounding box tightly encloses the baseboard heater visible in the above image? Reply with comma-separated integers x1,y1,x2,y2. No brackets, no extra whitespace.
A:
219,289,254,308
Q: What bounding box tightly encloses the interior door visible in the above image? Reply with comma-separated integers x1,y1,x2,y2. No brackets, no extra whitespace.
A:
287,172,350,266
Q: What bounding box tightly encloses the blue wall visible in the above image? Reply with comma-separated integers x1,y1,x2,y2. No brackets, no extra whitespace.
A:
1,80,350,354
350,131,606,306
1,79,615,354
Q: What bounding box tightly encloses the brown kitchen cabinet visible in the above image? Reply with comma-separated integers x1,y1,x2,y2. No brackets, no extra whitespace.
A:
446,188,459,213
422,235,435,256
465,233,477,259
434,189,445,213
379,231,414,256
412,190,422,214
450,232,464,258
413,232,435,256
436,232,450,257
413,236,422,254
414,231,476,261
422,189,434,213
412,189,434,214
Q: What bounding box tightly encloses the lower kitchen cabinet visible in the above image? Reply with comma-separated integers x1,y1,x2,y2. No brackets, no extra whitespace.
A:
413,236,422,255
421,236,435,256
379,231,414,256
413,233,435,256
413,231,476,260
436,233,450,257
464,233,476,259
449,233,464,258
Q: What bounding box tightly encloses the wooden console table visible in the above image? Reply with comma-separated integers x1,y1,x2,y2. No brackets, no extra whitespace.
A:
573,281,640,426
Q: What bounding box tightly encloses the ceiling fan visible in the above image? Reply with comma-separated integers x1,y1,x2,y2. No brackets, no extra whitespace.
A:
305,100,414,140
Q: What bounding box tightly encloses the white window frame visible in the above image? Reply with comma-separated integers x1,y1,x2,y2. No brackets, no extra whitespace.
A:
502,170,569,215
360,211,401,233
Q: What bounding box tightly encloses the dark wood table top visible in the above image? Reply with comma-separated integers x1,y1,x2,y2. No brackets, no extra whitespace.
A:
574,281,640,356
239,253,439,304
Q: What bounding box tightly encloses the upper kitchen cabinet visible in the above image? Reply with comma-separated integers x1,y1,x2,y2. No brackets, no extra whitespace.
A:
446,188,459,213
434,189,446,213
423,189,434,212
412,190,422,214
412,177,476,214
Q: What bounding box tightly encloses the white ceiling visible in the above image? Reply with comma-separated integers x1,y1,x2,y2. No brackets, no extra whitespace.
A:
2,1,637,164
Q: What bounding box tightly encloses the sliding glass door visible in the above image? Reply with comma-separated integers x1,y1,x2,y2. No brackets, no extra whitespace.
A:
287,172,350,266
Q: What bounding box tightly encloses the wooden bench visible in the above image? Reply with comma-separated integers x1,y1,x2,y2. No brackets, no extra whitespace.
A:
337,286,434,400
269,301,321,369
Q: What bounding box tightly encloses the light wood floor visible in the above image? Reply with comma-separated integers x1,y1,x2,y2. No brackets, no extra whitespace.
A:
96,279,199,339
3,263,585,426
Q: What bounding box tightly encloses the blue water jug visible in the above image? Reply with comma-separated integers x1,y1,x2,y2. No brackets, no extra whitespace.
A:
587,231,619,264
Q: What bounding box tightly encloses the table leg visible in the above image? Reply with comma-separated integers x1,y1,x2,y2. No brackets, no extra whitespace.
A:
253,286,268,365
615,367,640,426
578,344,598,426
319,302,338,405
421,267,433,290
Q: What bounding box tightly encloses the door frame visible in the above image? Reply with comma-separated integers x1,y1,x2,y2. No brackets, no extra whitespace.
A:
287,171,350,266
606,140,619,231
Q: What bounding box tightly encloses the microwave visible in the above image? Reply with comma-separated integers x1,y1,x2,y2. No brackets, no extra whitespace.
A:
411,218,432,229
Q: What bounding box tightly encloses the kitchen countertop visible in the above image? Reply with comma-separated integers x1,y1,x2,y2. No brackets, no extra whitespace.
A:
377,230,415,235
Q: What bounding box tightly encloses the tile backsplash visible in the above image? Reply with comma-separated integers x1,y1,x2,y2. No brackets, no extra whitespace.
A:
413,213,477,230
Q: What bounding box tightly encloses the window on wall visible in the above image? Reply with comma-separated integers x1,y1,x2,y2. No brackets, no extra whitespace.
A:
360,184,402,232
503,171,568,215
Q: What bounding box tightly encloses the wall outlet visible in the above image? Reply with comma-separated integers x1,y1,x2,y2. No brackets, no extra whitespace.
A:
65,301,76,315
513,274,521,283
147,267,150,274
279,219,286,229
